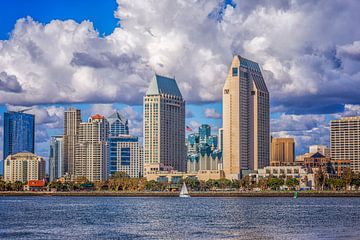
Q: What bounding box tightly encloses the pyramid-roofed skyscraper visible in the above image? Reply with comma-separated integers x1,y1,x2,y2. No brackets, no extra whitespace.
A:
143,74,186,173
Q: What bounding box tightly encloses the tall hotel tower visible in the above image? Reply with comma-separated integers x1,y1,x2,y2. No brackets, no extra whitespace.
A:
143,74,186,173
63,107,81,175
331,116,360,173
223,55,270,179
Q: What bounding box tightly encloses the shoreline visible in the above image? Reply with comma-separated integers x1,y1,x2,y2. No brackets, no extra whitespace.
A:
1,191,360,197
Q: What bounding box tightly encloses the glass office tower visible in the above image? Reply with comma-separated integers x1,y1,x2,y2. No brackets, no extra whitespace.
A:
3,111,35,160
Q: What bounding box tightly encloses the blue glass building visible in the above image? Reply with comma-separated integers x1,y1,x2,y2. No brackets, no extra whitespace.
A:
108,135,142,177
3,111,35,160
199,124,211,144
107,112,129,136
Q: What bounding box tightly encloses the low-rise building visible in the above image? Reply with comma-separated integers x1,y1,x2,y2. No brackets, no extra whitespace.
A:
24,179,46,191
145,170,225,182
3,152,46,183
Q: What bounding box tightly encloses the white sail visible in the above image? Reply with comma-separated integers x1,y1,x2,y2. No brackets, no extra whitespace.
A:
180,182,190,197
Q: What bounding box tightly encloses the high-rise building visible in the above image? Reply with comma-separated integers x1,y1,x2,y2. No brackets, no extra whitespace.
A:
222,55,270,179
49,136,64,181
4,152,45,182
199,124,211,144
107,111,129,136
63,107,81,175
208,135,218,150
3,111,35,160
309,145,330,157
187,133,199,154
108,135,143,178
270,138,295,166
218,128,223,152
331,117,360,173
75,114,109,181
143,74,186,173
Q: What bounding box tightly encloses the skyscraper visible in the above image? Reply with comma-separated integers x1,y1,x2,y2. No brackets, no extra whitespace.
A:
199,124,211,144
107,111,129,136
270,138,295,166
3,111,35,160
222,55,270,179
218,128,223,152
63,107,81,175
49,136,64,181
75,114,109,181
331,116,360,173
143,74,186,173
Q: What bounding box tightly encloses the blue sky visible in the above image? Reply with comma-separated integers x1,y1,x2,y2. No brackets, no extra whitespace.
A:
1,0,360,165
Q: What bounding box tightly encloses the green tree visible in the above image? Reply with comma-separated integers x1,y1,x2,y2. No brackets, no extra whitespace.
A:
286,178,299,190
267,178,284,190
315,168,326,190
185,177,200,191
343,168,353,190
257,177,269,190
351,174,360,190
12,181,23,191
0,180,6,191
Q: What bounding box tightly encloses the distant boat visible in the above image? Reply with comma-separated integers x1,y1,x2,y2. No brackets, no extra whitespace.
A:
179,182,190,198
293,191,298,199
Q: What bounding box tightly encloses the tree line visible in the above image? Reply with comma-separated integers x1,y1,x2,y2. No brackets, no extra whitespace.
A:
1,170,360,192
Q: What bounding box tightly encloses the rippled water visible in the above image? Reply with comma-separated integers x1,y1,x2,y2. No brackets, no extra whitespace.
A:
0,196,359,239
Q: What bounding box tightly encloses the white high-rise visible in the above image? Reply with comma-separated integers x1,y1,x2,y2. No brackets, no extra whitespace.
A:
75,114,109,181
143,74,186,173
222,55,270,179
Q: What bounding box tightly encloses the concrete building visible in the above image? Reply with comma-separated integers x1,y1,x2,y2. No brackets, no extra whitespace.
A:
3,111,35,160
331,116,360,173
108,135,144,178
222,55,270,179
270,138,295,166
218,128,223,152
63,107,81,175
3,152,46,182
249,166,314,189
75,114,109,181
49,136,64,181
145,170,225,183
309,145,330,157
187,148,222,173
143,74,186,173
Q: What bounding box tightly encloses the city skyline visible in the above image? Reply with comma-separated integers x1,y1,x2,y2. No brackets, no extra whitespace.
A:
1,0,360,163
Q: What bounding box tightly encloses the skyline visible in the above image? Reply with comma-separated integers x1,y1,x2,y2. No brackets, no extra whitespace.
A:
1,0,360,161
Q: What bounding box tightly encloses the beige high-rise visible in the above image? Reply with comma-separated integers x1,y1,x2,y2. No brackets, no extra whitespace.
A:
75,114,109,181
270,138,295,166
331,116,360,173
4,152,46,182
143,74,186,173
63,107,81,175
223,55,270,179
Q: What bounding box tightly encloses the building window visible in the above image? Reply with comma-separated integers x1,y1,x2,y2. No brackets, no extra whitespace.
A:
232,67,238,77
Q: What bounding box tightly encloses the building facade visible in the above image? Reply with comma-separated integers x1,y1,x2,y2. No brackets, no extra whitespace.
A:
3,111,35,160
49,136,64,181
218,128,223,152
270,138,295,166
107,111,129,136
331,117,360,173
4,152,46,182
108,135,144,178
143,74,186,173
75,114,109,181
63,107,81,175
309,145,330,157
199,124,211,144
222,55,270,179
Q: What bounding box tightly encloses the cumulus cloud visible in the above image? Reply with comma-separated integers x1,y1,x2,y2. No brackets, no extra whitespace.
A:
271,113,329,155
0,71,22,93
0,1,359,115
204,107,221,119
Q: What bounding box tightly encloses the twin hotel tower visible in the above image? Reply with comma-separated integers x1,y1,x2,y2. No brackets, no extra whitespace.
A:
3,55,360,183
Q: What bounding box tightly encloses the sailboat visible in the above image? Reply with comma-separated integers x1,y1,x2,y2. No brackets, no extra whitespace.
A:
179,182,190,198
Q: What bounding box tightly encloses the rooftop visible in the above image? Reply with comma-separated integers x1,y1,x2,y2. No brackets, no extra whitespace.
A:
146,74,182,97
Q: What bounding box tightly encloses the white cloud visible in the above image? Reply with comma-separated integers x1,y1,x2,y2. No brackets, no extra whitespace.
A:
204,107,221,119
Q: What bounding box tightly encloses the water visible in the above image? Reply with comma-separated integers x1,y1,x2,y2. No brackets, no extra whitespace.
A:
0,197,359,239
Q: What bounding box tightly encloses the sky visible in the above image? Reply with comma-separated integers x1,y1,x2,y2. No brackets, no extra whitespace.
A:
1,0,360,166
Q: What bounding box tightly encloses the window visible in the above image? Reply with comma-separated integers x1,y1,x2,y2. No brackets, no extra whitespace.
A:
232,67,238,77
